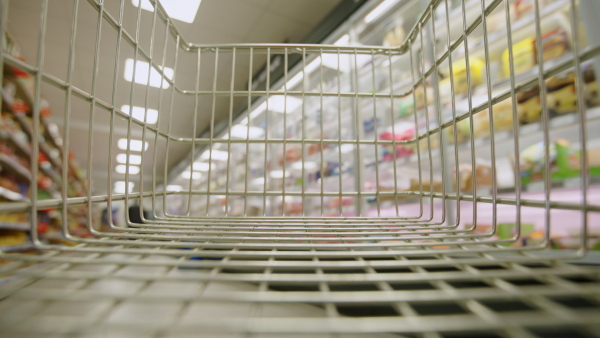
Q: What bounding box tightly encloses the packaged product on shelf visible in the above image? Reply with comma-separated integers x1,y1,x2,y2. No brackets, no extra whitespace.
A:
439,58,485,96
453,162,493,192
514,0,546,20
517,139,594,185
0,230,28,247
546,71,576,116
502,37,536,77
278,147,302,166
516,85,541,124
535,28,570,63
397,96,414,118
376,178,442,203
503,28,570,77
378,125,414,161
363,117,380,134
383,22,406,47
414,85,434,109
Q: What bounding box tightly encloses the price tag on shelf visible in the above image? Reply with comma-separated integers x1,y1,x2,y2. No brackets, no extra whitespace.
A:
526,181,545,192
563,177,581,189
520,123,539,135
494,131,511,142
550,114,576,128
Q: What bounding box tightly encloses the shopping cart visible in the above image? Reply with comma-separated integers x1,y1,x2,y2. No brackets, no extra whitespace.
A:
0,0,599,336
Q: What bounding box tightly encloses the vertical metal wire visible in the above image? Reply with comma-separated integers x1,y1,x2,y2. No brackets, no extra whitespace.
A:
224,48,236,215
150,16,172,219
29,0,48,243
138,0,159,221
301,48,307,217
479,0,498,235
460,0,479,232
444,0,462,227
262,48,270,216
205,47,219,216
429,3,449,226
503,0,522,241
318,49,325,217
282,48,288,217
353,49,363,216
242,48,253,217
124,0,144,225
371,49,382,216
62,0,80,236
187,48,201,216
532,0,552,247
568,0,588,253
161,35,180,217
337,47,343,216
408,37,425,220
418,22,436,222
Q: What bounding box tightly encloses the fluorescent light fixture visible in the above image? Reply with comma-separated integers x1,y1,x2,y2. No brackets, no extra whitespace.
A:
115,164,140,175
166,184,183,191
118,138,149,151
116,153,142,165
340,144,355,153
305,54,348,74
280,72,304,91
114,181,134,194
251,177,265,185
264,96,303,114
121,105,159,124
381,55,401,68
181,171,201,179
291,161,318,170
270,170,290,179
334,34,350,46
124,59,174,89
132,0,202,24
364,0,399,23
229,125,264,139
192,162,213,171
200,150,228,161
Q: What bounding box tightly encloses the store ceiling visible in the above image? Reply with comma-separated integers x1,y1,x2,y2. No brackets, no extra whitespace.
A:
5,0,343,194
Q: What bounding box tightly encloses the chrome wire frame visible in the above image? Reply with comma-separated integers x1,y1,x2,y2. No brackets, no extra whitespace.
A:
0,0,599,336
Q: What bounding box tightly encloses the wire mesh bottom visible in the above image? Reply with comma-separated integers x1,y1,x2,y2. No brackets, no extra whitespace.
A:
1,245,599,336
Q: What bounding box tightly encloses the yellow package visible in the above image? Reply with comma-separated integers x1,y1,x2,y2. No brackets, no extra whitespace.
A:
503,37,535,77
442,58,485,95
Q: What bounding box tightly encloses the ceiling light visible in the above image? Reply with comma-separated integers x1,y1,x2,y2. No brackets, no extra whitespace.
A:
115,164,140,175
192,162,213,171
381,55,401,68
124,59,173,89
200,150,228,161
281,72,304,91
121,105,159,124
305,53,348,74
270,170,290,179
229,125,264,139
181,171,201,179
166,184,183,191
267,96,303,114
340,144,355,153
291,161,318,170
118,138,149,152
114,181,134,194
251,177,265,185
116,153,142,165
132,0,202,24
334,34,350,45
364,0,399,23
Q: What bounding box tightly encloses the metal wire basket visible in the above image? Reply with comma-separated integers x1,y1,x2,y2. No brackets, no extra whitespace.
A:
1,0,600,336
